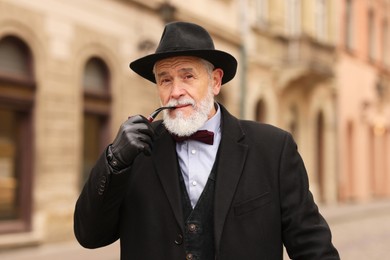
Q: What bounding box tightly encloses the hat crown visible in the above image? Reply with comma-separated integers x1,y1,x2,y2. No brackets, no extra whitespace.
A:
129,21,237,85
156,22,215,53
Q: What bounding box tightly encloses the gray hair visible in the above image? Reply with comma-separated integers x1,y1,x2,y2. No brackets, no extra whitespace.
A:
153,57,215,80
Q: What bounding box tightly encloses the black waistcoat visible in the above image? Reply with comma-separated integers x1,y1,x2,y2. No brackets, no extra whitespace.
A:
178,163,217,260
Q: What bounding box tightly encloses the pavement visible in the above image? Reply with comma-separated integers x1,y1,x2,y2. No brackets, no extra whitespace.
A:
321,199,390,260
1,199,390,260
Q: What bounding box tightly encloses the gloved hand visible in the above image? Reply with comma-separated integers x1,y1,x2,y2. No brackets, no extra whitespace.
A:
109,115,155,169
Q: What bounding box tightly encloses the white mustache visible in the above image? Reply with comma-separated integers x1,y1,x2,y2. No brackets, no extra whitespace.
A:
166,98,195,108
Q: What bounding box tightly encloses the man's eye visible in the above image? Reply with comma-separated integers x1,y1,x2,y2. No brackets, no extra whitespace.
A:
160,78,171,84
184,74,194,79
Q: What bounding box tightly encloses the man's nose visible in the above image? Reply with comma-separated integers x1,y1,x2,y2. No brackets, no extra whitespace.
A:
170,79,185,98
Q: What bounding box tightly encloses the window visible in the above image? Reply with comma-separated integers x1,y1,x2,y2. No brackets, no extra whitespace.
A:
288,104,299,138
285,0,301,37
0,37,33,81
0,36,34,233
83,58,109,94
0,109,19,221
315,0,328,41
316,111,325,202
345,0,354,50
383,19,390,67
81,57,111,187
368,9,376,61
255,98,267,122
344,121,355,201
255,0,269,28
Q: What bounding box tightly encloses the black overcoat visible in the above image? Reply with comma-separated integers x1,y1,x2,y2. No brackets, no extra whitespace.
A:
74,104,339,259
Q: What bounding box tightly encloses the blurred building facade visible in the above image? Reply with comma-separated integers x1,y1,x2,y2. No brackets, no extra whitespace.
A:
0,0,389,249
336,0,390,202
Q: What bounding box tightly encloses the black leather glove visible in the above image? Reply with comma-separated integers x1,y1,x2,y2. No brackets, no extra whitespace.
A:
109,115,154,170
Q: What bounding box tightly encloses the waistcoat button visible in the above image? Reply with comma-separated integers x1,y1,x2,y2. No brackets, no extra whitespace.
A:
174,234,183,245
186,253,193,259
188,223,197,232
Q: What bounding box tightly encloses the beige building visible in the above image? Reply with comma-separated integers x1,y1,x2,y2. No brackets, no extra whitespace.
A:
0,0,389,249
0,0,242,248
244,0,339,204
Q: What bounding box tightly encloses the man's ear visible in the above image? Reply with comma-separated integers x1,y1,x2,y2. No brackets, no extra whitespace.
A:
212,68,224,95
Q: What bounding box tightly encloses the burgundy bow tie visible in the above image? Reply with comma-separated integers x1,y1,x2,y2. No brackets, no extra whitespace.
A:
172,130,214,145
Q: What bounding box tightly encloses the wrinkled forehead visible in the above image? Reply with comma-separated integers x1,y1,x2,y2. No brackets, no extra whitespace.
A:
153,56,205,75
154,56,204,71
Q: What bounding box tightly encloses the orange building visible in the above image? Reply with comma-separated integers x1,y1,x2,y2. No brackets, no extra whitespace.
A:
336,0,390,201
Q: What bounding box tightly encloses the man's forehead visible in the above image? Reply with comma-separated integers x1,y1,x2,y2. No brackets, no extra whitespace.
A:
155,56,203,70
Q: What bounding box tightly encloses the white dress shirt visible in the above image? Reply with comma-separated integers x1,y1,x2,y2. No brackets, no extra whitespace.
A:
175,104,222,208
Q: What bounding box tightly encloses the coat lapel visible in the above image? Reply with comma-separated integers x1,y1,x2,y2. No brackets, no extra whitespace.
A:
152,124,184,233
214,105,248,252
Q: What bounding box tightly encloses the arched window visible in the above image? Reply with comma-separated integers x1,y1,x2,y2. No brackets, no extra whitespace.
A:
316,111,325,202
382,19,389,67
288,104,299,138
0,36,34,233
368,9,376,61
345,0,354,50
83,57,109,94
255,98,267,122
82,57,111,187
0,36,33,81
344,121,355,201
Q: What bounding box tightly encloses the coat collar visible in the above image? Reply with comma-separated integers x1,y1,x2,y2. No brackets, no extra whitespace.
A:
152,104,249,249
213,104,248,251
152,124,184,231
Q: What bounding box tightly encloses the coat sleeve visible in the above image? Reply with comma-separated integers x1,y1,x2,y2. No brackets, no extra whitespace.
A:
73,147,131,248
279,133,340,259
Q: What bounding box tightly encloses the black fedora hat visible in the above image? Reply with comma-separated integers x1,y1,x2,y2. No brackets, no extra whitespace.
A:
129,21,237,85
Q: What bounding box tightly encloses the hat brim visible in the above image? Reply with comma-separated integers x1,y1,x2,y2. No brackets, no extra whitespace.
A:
129,50,237,85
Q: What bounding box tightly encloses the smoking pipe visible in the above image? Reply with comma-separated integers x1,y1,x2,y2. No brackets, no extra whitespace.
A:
147,106,176,122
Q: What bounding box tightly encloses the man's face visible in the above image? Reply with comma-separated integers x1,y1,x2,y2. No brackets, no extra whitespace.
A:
154,56,223,136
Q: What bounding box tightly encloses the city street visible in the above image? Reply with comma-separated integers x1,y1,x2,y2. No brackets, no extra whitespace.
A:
1,199,390,260
322,199,390,260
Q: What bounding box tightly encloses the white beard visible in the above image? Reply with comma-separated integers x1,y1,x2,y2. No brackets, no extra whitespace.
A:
162,86,214,137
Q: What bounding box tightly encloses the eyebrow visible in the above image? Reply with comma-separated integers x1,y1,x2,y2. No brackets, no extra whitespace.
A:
179,68,194,73
156,71,169,78
156,67,195,79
